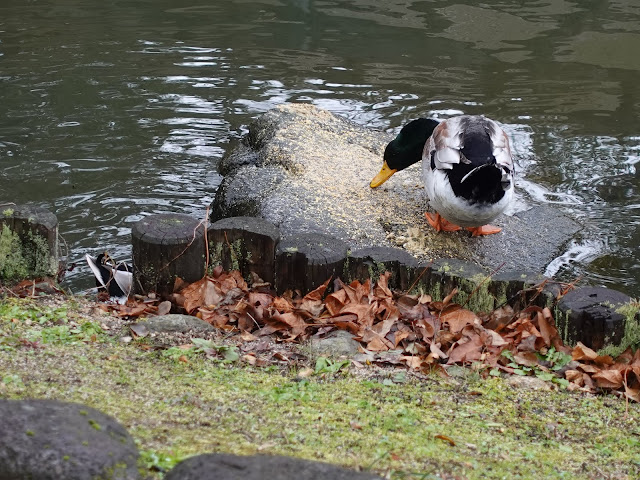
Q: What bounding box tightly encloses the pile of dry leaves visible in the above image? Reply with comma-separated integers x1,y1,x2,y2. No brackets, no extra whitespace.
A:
14,269,637,402
101,267,640,403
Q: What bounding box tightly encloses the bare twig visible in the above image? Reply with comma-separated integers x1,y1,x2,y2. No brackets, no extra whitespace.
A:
406,260,433,293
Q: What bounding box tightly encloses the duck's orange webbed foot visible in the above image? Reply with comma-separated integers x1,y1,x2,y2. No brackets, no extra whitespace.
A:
466,225,502,236
425,212,462,232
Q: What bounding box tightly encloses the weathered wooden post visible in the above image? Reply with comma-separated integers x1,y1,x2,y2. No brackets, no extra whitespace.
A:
0,204,59,282
208,217,280,284
275,233,348,294
556,287,634,350
345,246,420,291
131,214,206,296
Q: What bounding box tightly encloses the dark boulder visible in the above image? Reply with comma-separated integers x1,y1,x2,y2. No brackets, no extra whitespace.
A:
164,453,381,480
0,399,139,480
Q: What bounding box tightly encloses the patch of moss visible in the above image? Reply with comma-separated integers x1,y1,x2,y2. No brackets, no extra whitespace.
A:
451,273,495,314
89,419,102,431
599,302,640,357
0,225,55,282
0,224,30,281
209,239,243,273
24,229,56,277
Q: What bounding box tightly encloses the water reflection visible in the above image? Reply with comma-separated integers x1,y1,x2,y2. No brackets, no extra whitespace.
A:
0,0,640,296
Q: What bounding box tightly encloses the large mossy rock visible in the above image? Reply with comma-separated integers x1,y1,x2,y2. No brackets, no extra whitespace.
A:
0,399,139,480
211,104,581,274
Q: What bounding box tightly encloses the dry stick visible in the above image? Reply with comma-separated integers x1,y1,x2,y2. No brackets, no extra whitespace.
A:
0,285,19,298
245,311,260,330
223,230,240,272
406,260,434,294
203,206,210,275
513,276,579,312
462,261,505,309
157,214,208,274
622,372,630,419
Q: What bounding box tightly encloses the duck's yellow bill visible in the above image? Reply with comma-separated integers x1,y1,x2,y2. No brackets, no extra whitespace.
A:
369,161,397,188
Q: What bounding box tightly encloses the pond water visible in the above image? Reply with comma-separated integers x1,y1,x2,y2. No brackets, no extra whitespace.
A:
1,0,640,296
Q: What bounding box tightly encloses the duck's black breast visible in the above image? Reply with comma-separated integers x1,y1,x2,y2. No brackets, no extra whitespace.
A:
444,121,506,204
447,163,506,205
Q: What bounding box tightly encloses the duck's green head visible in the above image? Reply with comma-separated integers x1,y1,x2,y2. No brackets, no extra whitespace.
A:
370,118,439,188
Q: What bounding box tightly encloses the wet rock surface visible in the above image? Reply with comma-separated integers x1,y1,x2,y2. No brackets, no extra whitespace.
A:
0,399,139,480
211,104,582,274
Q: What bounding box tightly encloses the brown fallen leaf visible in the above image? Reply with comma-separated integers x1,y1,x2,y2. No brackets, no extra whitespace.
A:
434,434,456,446
340,303,377,328
239,331,259,342
242,354,257,366
129,323,149,338
156,300,172,316
441,288,458,307
565,369,583,384
513,351,539,367
297,367,314,378
592,369,623,389
572,342,598,362
447,334,484,365
350,420,363,430
441,307,479,334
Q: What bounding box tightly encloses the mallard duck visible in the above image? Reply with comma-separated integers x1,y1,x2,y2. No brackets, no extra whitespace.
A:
370,116,514,236
85,252,132,304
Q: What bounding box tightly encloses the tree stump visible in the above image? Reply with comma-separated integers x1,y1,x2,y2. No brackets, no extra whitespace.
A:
132,214,206,296
346,246,419,291
556,287,633,349
208,217,280,284
488,271,553,310
0,204,59,281
275,233,348,294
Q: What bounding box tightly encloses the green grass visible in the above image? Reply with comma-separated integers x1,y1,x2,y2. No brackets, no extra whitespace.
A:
1,297,639,479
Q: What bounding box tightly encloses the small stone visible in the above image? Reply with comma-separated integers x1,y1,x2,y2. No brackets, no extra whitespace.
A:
506,375,552,391
308,330,361,358
143,314,215,334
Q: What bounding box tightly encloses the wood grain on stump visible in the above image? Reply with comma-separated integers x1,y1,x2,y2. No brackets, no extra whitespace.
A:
0,204,59,280
488,271,554,310
208,217,280,284
346,246,419,291
557,287,632,350
275,233,348,294
132,214,206,296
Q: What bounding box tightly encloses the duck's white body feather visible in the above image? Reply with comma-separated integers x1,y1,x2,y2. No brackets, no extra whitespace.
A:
421,115,514,227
